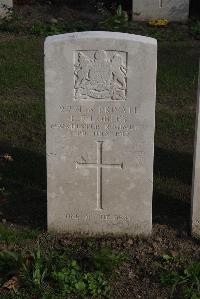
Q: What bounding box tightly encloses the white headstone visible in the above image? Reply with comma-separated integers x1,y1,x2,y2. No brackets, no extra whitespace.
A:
45,31,157,236
0,0,13,18
132,0,189,22
192,65,200,237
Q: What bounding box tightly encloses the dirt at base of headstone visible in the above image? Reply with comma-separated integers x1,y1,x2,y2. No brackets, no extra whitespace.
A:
1,222,200,298
57,224,200,298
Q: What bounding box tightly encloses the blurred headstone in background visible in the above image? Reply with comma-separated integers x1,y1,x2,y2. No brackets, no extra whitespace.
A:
132,0,190,22
0,0,13,18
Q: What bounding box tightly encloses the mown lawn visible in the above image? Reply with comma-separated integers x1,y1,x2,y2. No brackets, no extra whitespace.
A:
0,32,200,298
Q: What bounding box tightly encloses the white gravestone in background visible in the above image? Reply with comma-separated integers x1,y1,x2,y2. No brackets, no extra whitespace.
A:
192,66,200,237
0,0,13,18
132,0,189,22
45,31,157,235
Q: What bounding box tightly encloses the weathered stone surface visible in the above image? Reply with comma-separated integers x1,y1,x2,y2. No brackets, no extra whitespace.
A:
192,65,200,237
45,31,157,236
0,0,13,18
132,0,189,22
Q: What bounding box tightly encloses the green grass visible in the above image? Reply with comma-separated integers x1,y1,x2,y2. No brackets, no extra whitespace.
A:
157,43,198,103
159,255,200,298
0,38,44,152
0,223,39,245
0,38,43,96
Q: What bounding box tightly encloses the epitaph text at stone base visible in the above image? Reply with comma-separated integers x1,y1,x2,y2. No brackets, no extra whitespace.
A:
45,31,157,235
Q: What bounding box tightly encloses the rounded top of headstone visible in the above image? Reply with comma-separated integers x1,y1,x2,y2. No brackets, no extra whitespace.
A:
45,31,157,46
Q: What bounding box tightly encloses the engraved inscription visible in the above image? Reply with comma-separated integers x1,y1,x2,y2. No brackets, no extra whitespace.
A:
51,104,140,138
75,141,123,210
66,213,130,223
74,50,127,101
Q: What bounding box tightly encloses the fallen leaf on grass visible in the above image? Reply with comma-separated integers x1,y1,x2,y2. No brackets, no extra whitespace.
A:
2,154,14,162
1,276,19,291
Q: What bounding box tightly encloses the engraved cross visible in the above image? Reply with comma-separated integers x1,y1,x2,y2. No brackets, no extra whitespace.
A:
76,141,123,210
159,0,163,8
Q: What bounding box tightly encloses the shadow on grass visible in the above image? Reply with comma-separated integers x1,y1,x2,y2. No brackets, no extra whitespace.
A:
153,191,190,233
0,145,194,233
0,145,47,229
153,146,193,233
154,147,193,185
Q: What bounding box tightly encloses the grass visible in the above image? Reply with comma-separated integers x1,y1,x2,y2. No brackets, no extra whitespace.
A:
158,255,200,298
0,223,39,245
0,38,44,150
157,43,198,103
0,38,43,96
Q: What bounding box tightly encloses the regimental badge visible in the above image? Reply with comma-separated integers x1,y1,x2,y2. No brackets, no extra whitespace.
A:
74,50,127,101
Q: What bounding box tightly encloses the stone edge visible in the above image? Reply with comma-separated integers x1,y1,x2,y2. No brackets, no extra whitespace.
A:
44,31,157,47
191,61,200,237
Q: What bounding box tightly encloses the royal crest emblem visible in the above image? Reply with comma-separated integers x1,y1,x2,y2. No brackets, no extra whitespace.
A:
74,50,127,101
